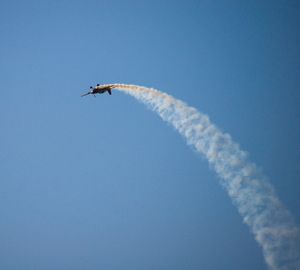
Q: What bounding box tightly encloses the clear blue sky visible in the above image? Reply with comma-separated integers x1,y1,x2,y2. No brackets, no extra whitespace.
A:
1,1,299,269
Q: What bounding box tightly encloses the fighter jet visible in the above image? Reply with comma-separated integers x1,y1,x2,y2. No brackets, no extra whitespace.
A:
81,84,114,97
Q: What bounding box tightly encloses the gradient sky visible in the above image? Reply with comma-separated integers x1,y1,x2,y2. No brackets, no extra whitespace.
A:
1,1,299,269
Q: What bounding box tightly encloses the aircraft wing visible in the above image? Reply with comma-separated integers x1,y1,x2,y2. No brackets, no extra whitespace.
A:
108,89,112,95
81,92,91,97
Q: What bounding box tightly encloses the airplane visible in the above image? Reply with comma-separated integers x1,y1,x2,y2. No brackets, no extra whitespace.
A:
81,84,114,97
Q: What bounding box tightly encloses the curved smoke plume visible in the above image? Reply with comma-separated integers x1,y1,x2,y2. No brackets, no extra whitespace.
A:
107,84,300,270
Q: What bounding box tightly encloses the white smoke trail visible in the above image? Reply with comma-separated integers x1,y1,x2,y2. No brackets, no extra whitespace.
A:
106,84,300,270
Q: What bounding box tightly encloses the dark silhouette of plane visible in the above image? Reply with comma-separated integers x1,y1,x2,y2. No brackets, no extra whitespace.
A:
81,84,114,97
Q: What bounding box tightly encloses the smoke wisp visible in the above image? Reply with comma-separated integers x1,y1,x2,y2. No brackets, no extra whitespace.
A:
109,84,300,270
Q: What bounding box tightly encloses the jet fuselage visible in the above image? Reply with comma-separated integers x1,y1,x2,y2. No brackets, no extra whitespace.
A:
81,84,114,97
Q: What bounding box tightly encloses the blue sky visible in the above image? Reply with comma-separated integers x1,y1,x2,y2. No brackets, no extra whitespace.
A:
1,1,299,269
